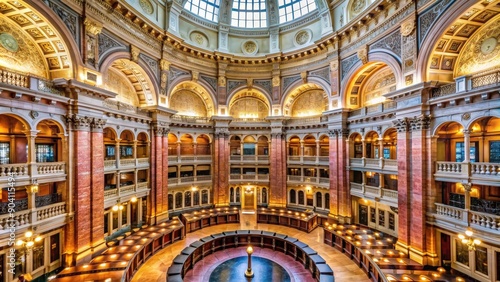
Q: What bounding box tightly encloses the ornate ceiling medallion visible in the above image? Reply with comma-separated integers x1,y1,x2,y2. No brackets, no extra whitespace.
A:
139,0,154,15
294,29,312,47
241,40,258,55
189,31,209,48
0,33,19,52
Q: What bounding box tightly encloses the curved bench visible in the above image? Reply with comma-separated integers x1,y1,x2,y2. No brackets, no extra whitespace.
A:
166,230,335,282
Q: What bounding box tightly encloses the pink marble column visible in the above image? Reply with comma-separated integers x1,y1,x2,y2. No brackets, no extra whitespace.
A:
328,130,339,216
337,129,351,221
269,133,286,207
90,119,105,249
213,130,229,206
394,118,410,248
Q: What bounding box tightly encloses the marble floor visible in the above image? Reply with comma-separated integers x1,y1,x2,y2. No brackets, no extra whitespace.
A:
131,212,371,282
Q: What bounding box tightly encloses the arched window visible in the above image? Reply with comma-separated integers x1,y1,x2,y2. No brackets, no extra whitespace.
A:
194,191,200,206
325,193,330,209
290,189,296,204
202,190,209,204
230,187,235,202
175,192,183,209
298,190,304,205
262,188,267,204
236,187,241,202
185,191,192,207
316,192,322,208
168,194,173,210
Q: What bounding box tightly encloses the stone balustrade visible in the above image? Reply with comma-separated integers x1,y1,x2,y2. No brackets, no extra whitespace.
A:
349,158,398,171
435,161,499,183
434,203,500,237
350,183,398,204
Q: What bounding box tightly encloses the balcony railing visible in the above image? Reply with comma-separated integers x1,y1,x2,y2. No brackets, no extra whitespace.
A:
434,203,500,235
229,174,269,182
286,175,330,187
230,155,269,163
0,162,66,183
435,161,500,182
348,101,397,117
349,182,398,203
349,158,398,171
0,202,67,234
287,156,330,164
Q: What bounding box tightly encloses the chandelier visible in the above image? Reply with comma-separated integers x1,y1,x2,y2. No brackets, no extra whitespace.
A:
458,228,481,251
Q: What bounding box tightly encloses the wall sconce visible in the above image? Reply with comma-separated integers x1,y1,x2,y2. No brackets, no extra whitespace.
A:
130,196,137,203
30,178,39,194
458,228,481,251
306,186,311,193
245,187,253,194
16,230,42,249
191,186,198,191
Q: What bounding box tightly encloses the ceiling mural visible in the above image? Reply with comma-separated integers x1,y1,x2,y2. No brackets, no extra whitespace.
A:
0,1,72,78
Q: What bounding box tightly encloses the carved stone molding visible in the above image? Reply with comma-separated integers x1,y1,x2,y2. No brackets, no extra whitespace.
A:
160,59,170,71
153,126,169,136
335,128,349,138
91,118,107,132
215,127,230,137
84,18,103,36
130,45,140,63
66,114,93,130
328,130,337,138
218,76,226,87
357,46,368,64
330,61,338,71
192,71,199,82
393,118,409,132
410,115,431,131
272,76,280,87
401,17,415,37
300,71,307,83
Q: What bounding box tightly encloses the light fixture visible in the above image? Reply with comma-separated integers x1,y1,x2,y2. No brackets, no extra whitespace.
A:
112,205,119,211
191,186,198,191
130,197,137,203
16,230,42,249
30,178,39,194
458,228,481,251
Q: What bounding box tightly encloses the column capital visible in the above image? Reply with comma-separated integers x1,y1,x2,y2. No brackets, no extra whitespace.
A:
66,114,93,131
393,118,409,133
410,115,431,131
91,118,107,132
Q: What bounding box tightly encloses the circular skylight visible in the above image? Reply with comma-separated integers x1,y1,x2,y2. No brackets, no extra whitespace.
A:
183,0,317,28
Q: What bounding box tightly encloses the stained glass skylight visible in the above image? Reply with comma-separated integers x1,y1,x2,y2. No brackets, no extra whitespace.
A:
231,0,267,28
278,0,316,24
184,0,221,22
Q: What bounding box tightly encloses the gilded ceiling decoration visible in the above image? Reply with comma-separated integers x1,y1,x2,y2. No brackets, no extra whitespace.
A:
455,16,500,77
290,90,327,117
170,90,209,117
0,16,47,77
428,1,500,81
230,97,269,119
103,68,139,106
283,83,324,116
0,0,72,77
170,81,215,116
111,59,156,105
363,66,396,106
